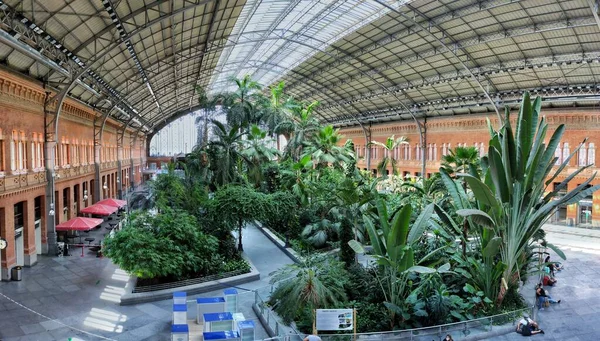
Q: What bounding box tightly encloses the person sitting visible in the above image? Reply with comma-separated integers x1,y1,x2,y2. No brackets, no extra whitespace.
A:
536,283,561,309
516,316,544,335
542,274,557,286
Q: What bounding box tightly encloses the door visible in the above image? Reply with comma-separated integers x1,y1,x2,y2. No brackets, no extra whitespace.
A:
15,228,24,266
35,220,41,255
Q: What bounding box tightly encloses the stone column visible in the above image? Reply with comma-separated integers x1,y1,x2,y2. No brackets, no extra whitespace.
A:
0,204,16,280
23,198,37,266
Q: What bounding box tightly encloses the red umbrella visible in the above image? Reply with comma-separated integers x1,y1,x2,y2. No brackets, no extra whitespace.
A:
96,198,127,208
80,204,119,216
56,217,104,231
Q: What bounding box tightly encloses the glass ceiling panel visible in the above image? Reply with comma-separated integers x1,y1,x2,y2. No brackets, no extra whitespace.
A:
208,0,410,94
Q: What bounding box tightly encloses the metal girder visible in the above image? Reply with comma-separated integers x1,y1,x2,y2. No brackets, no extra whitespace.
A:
101,0,165,118
189,0,221,98
300,15,597,104
329,84,600,126
321,53,600,111
589,0,600,31
285,0,519,91
229,0,302,81
143,60,344,126
0,1,151,131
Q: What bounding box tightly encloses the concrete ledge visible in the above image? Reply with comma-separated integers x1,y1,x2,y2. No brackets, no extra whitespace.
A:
120,253,260,305
254,222,301,263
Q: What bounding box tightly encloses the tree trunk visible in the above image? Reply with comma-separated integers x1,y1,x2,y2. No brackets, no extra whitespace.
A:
238,221,244,251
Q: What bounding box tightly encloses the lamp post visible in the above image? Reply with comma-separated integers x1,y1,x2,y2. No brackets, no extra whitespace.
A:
103,182,108,199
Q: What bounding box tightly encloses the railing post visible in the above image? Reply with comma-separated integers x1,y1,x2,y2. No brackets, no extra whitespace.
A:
255,290,258,305
489,317,493,331
275,321,279,336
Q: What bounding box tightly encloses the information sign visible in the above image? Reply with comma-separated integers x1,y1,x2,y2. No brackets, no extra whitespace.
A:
315,309,354,331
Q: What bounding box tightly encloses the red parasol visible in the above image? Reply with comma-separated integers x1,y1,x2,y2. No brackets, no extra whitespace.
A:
56,217,104,231
80,204,119,216
96,198,127,208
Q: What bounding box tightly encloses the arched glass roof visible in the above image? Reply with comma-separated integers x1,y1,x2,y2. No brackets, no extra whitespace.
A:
0,0,599,133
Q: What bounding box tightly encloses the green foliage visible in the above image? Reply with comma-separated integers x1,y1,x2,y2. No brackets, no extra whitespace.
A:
104,209,221,280
269,254,349,324
213,184,271,251
369,135,409,177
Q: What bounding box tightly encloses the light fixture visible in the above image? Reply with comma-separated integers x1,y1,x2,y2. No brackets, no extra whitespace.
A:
49,203,55,216
103,182,108,190
63,207,68,212
116,177,120,183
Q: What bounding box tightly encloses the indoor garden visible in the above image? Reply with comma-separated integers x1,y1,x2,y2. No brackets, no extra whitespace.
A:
104,76,597,332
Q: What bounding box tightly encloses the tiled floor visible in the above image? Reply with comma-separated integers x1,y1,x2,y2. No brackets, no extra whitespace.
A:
0,224,296,341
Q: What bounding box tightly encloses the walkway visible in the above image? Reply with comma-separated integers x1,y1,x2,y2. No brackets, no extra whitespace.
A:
493,224,600,341
0,224,296,340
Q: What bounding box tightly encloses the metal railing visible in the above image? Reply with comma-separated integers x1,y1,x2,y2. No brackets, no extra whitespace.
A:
252,281,532,341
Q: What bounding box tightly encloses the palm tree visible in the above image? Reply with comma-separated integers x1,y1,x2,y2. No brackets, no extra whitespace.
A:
441,146,480,176
222,75,267,129
278,101,321,162
241,124,280,187
207,120,248,186
268,254,348,324
302,125,351,169
263,81,300,136
368,135,409,177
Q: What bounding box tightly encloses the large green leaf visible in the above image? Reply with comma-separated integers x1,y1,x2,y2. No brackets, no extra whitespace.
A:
407,203,434,244
482,236,502,258
459,174,499,210
347,240,365,254
545,243,566,261
406,265,436,274
457,209,496,228
389,205,412,250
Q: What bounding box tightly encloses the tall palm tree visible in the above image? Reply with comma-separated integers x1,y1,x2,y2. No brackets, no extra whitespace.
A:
207,120,249,186
278,101,321,162
241,124,280,187
222,75,267,129
263,81,300,136
368,135,409,177
302,125,351,169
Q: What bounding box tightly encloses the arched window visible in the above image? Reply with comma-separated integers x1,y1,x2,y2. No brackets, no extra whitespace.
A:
578,143,587,166
0,128,5,173
562,143,570,165
433,143,437,161
554,143,562,165
415,144,420,161
479,143,485,156
428,144,433,161
10,130,16,172
588,143,595,166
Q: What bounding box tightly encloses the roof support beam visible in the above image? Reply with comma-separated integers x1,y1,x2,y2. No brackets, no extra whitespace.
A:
329,84,600,126
321,53,600,111
101,0,165,118
298,17,596,104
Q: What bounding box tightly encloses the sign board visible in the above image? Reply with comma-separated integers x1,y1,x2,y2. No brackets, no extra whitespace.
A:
315,309,354,331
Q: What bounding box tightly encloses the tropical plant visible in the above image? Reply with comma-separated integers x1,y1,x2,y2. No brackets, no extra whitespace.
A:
303,125,352,169
441,146,481,176
263,81,300,135
369,135,409,177
207,120,249,186
269,254,349,324
301,218,340,248
104,209,221,280
212,185,270,251
349,198,449,328
279,101,321,161
242,124,280,187
456,93,600,303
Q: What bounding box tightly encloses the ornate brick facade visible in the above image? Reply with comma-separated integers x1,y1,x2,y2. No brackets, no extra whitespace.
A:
0,69,146,280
